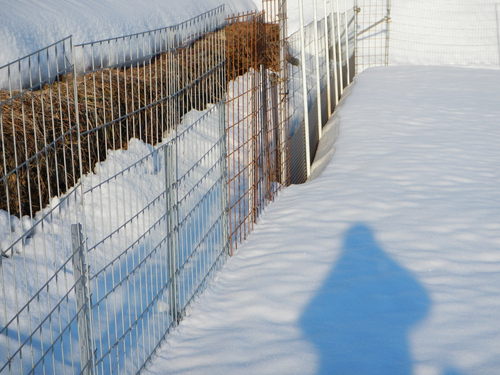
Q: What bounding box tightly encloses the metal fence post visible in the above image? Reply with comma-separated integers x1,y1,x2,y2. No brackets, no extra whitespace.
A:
335,0,344,95
249,70,257,225
313,0,323,139
385,0,392,66
270,72,281,183
299,0,312,178
277,0,289,185
219,100,230,256
71,223,94,375
323,0,332,117
344,0,351,85
260,64,270,203
164,143,179,323
330,0,340,105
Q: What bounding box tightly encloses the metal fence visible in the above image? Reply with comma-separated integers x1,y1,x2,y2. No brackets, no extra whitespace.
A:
389,0,500,68
0,37,84,375
225,5,289,254
0,6,229,375
354,0,391,74
0,0,362,373
73,7,227,373
288,3,355,183
353,0,500,73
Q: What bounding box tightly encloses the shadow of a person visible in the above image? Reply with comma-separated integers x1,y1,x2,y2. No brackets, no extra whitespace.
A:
301,224,430,375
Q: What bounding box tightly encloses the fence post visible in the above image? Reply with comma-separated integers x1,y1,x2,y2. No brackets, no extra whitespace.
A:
270,72,281,184
164,143,180,323
344,0,351,85
260,64,270,204
330,0,340,105
385,0,392,66
323,0,332,117
249,70,257,225
354,0,360,76
219,101,230,256
277,0,289,185
299,0,311,178
313,0,323,139
71,223,94,375
335,0,344,94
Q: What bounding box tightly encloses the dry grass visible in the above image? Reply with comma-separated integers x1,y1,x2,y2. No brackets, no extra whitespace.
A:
0,23,280,218
1,82,80,217
226,20,280,80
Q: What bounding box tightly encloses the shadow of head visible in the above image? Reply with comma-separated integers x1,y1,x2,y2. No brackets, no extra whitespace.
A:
301,223,431,375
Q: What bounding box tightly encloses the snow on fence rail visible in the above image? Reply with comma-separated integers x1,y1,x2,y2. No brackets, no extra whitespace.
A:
0,0,359,373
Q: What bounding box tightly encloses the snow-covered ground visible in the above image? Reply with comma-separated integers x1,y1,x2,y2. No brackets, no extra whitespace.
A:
144,66,500,375
2,0,500,374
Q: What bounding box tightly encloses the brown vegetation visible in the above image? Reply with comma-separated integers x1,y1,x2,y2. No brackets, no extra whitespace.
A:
0,22,280,218
226,18,280,80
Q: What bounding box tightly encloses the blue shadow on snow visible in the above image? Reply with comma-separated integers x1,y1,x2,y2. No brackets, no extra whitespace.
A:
301,224,430,374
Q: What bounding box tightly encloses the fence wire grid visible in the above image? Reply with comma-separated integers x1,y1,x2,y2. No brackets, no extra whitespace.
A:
1,2,292,374
4,0,492,374
0,6,230,375
226,6,290,254
288,4,355,183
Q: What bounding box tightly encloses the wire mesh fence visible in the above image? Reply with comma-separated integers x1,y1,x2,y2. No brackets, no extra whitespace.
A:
4,0,479,373
225,8,290,254
74,11,227,371
81,102,227,375
354,0,500,73
0,37,77,219
0,37,85,375
354,0,390,74
288,3,355,183
1,1,295,373
0,6,229,375
389,0,500,68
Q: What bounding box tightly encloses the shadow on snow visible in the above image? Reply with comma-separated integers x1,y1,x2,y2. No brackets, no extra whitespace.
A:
301,223,431,375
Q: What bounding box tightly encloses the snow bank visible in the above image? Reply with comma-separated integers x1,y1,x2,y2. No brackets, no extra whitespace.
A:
0,0,257,66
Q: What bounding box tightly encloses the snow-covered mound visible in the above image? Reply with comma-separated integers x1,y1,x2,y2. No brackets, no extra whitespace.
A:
0,0,257,66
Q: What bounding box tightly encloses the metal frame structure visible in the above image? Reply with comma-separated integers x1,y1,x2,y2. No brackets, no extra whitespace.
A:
0,0,377,373
288,0,355,183
225,6,290,254
1,7,229,375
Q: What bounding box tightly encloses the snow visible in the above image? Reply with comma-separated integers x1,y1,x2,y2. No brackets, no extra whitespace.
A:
0,0,353,68
0,0,257,66
2,0,500,374
143,66,500,375
0,102,226,374
389,0,500,68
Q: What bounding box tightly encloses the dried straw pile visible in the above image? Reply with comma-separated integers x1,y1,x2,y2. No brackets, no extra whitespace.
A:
226,20,280,81
0,82,81,217
176,30,226,114
1,24,279,218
